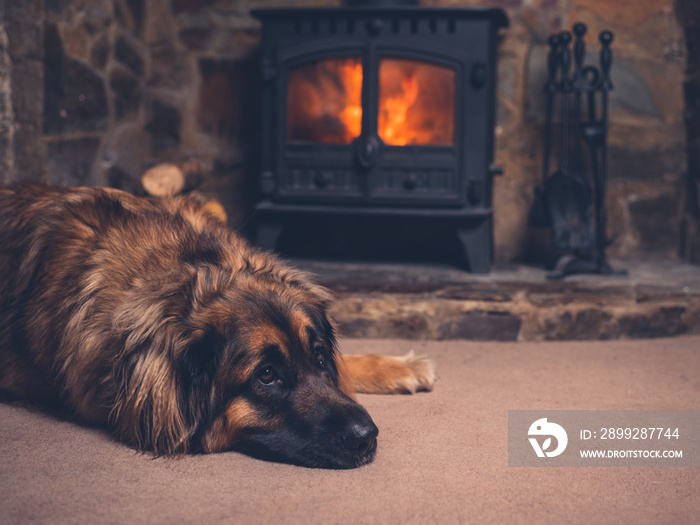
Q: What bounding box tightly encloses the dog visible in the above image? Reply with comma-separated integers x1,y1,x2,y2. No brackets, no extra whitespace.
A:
0,184,435,468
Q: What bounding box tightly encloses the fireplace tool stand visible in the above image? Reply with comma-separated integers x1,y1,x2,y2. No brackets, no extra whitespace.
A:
530,24,626,280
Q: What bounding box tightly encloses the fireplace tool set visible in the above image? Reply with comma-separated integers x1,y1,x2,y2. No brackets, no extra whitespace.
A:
530,23,626,279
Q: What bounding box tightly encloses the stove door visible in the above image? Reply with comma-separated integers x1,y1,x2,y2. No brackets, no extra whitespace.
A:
287,56,363,145
368,56,462,206
278,55,366,203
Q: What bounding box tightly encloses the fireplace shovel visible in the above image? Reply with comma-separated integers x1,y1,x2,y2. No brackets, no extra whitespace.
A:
544,156,595,250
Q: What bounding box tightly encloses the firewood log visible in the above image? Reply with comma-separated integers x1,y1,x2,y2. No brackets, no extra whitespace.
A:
141,160,206,197
141,163,186,197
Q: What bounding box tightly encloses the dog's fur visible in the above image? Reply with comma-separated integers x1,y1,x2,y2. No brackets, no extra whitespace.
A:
0,185,435,468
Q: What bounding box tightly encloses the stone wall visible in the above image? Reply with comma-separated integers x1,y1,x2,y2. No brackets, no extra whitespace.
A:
0,5,14,179
2,0,47,184
1,0,691,265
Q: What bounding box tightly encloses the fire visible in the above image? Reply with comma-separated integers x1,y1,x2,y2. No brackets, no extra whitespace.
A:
287,57,454,147
378,73,419,146
378,59,455,146
338,61,363,140
287,57,363,144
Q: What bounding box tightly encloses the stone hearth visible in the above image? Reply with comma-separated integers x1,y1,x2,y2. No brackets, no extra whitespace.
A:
289,257,700,341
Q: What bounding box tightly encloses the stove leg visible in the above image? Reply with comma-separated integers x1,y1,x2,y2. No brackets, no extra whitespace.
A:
256,216,285,251
456,217,491,273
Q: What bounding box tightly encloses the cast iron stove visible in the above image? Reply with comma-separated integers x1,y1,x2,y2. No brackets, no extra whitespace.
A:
253,1,508,272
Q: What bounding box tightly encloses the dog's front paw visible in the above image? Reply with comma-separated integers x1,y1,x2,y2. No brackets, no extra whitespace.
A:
398,351,436,393
341,352,437,395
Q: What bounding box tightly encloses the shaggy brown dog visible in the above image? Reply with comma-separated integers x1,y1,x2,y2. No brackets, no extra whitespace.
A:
0,185,435,468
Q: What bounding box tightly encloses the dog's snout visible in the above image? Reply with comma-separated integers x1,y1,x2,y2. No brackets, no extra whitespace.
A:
342,421,379,455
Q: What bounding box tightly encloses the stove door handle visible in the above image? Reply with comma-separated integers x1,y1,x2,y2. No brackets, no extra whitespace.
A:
356,135,382,169
489,164,504,177
470,62,487,89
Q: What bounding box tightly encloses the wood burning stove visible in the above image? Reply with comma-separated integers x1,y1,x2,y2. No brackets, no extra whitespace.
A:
252,2,508,272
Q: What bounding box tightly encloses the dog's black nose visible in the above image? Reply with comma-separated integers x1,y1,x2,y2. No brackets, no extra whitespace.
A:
342,422,379,455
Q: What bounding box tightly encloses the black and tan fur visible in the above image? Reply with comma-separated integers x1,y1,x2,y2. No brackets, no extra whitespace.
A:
0,185,434,468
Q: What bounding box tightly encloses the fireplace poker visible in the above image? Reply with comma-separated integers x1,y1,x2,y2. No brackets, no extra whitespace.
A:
529,34,559,228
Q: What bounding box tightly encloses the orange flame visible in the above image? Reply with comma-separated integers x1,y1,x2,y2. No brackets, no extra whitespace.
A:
378,59,455,146
287,57,363,144
378,74,419,146
338,61,363,141
287,57,454,147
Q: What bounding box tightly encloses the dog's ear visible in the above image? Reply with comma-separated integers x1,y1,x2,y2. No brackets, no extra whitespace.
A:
110,285,227,456
109,333,191,455
178,329,221,391
176,327,225,443
109,325,225,456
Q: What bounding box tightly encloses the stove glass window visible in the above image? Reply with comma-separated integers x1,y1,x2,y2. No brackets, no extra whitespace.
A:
287,57,363,144
378,58,455,146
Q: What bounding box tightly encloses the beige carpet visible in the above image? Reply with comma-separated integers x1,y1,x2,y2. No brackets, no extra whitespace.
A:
2,336,699,524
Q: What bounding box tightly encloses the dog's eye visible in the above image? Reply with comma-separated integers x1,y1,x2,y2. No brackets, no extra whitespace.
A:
258,366,278,385
313,347,325,368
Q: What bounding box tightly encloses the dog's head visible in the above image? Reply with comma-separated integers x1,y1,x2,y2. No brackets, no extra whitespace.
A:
198,281,378,469
113,265,377,469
